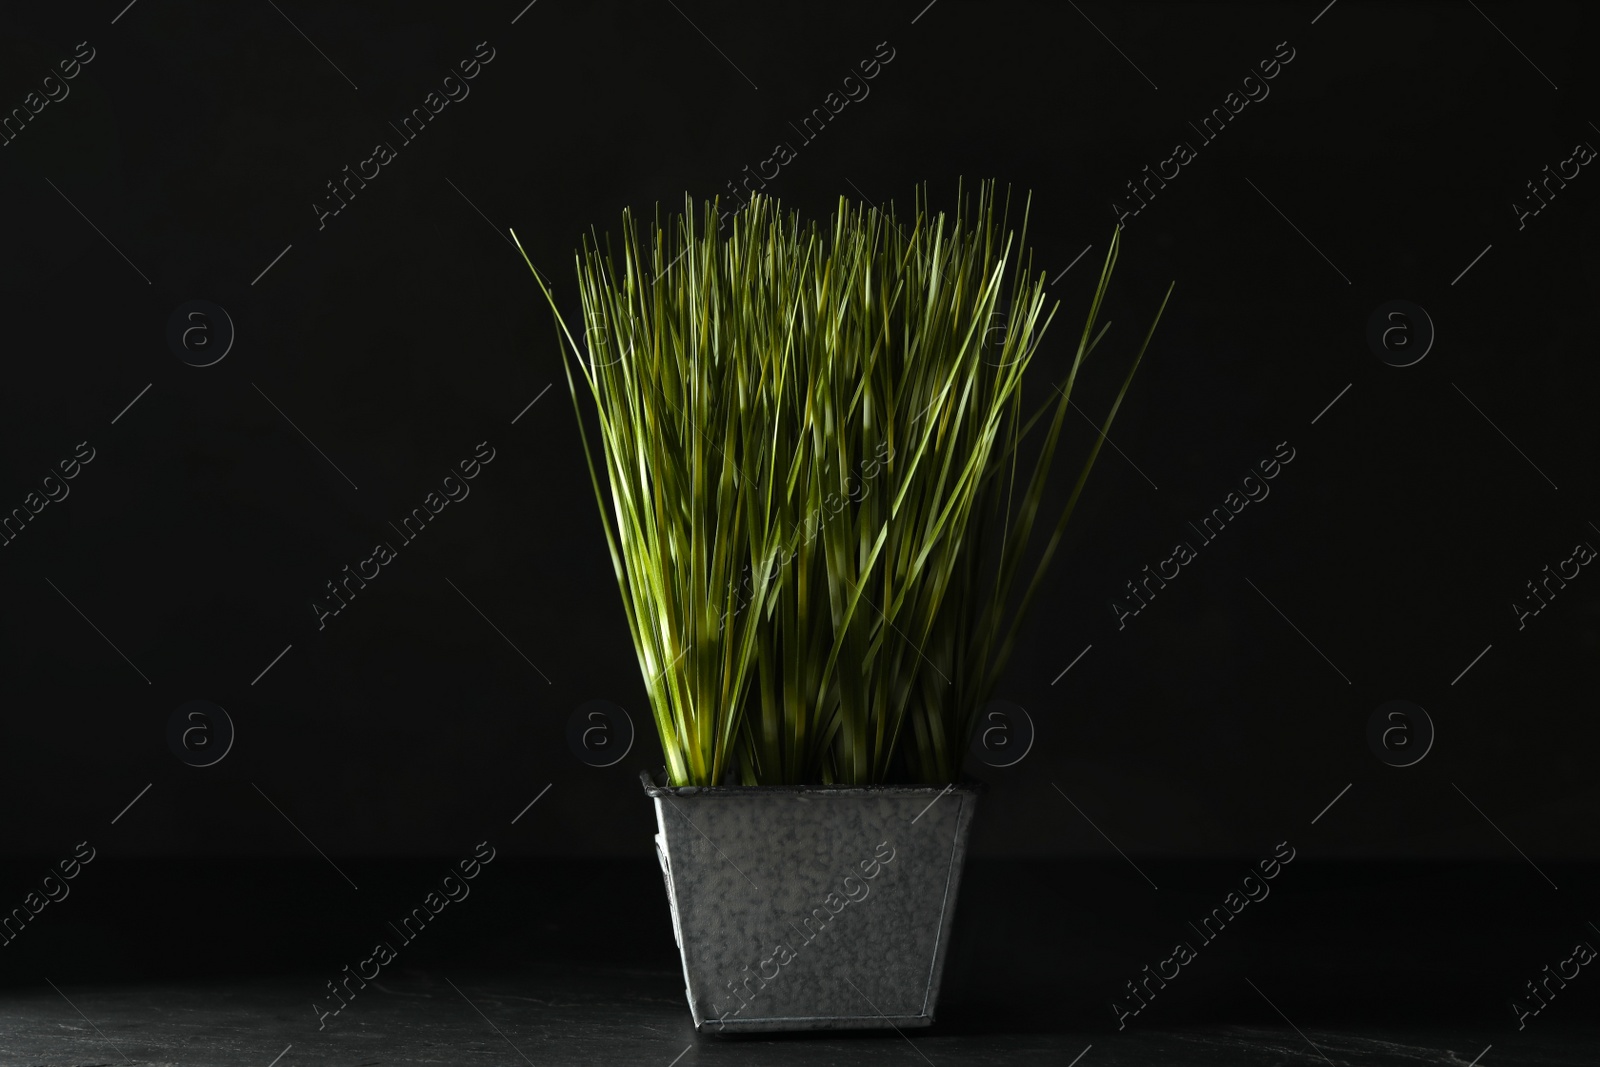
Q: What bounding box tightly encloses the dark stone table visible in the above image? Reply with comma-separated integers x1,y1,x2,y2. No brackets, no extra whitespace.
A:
3,969,1596,1067
3,859,1596,1065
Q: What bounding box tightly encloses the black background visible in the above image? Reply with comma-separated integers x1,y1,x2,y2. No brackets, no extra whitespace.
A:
2,0,1598,1031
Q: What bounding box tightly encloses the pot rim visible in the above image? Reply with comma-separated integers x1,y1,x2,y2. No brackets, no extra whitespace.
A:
639,768,987,797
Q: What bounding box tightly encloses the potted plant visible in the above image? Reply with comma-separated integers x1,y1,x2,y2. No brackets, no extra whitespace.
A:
516,184,1171,1032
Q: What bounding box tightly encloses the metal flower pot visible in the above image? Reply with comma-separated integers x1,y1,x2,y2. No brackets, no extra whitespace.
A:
642,770,982,1032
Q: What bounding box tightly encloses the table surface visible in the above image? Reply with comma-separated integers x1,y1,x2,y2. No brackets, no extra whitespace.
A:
3,966,1596,1067
3,858,1596,1065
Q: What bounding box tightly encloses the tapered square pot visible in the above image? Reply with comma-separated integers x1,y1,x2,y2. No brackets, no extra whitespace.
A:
642,770,982,1032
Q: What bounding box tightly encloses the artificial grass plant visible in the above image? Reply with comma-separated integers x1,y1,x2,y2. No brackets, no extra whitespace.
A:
515,182,1171,787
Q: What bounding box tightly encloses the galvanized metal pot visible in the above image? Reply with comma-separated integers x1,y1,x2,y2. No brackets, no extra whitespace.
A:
642,770,982,1032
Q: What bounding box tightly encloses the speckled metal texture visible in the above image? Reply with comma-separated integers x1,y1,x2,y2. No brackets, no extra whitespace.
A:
642,770,983,1033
